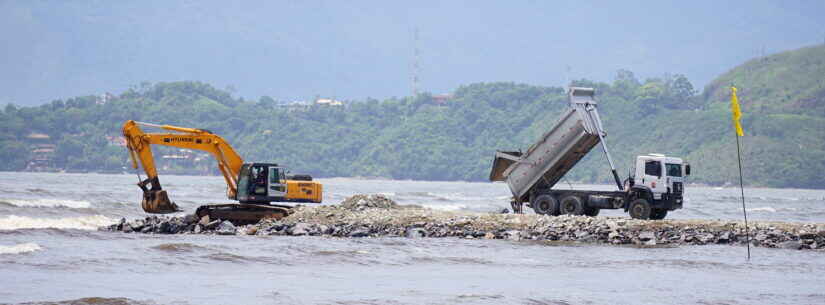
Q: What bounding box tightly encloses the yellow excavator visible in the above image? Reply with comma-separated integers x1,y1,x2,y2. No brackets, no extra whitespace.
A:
122,120,322,222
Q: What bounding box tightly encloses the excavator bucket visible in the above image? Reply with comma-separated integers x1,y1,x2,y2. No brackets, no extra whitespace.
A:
141,190,181,214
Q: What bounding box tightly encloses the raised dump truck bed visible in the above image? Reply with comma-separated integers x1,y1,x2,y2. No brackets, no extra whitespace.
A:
490,87,617,202
489,87,688,219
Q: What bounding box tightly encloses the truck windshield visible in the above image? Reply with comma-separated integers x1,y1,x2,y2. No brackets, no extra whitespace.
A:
666,163,682,177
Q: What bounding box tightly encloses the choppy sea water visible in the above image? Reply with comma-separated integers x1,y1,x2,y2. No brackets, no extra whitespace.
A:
1,172,824,305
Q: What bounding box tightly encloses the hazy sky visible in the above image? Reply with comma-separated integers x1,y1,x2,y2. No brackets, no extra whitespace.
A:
2,0,824,105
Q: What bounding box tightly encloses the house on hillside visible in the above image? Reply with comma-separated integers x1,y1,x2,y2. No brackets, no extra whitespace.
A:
432,94,453,105
25,133,55,171
315,98,343,106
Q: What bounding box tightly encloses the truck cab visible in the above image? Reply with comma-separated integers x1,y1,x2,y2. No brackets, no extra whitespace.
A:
628,154,690,218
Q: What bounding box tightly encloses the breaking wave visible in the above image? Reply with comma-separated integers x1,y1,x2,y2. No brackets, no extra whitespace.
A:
746,206,798,213
0,215,117,231
0,242,42,254
0,198,92,209
421,204,468,211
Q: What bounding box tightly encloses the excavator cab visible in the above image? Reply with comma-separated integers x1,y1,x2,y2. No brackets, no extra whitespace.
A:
236,163,288,204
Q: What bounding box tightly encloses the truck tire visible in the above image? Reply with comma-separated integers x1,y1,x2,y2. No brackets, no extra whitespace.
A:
584,207,600,217
628,198,652,220
559,195,585,215
650,209,668,220
532,194,559,215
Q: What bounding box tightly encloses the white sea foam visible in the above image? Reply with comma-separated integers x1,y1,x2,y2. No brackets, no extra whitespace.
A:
0,215,117,230
747,207,777,213
422,204,468,211
0,243,42,254
0,198,92,209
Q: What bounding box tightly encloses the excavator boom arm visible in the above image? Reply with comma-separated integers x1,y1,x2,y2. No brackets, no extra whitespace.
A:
122,120,246,213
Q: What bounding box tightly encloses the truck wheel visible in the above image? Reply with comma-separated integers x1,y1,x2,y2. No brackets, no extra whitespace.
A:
532,194,559,215
628,199,652,220
560,195,585,215
584,207,600,217
650,209,668,220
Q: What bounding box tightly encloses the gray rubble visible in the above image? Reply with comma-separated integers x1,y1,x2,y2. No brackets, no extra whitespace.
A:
103,194,825,251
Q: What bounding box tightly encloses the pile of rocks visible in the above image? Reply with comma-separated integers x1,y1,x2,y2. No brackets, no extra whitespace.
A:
103,194,825,251
339,194,398,211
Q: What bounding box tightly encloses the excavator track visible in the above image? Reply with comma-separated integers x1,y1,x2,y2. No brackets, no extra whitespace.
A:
195,204,293,225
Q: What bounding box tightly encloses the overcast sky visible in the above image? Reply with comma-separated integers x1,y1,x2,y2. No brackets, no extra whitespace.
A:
2,0,824,105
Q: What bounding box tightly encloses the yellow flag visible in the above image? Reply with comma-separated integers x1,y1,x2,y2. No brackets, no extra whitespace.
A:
731,86,744,136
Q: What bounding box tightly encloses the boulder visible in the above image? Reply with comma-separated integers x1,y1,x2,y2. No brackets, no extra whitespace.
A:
216,221,236,235
639,231,656,241
198,215,211,226
289,223,312,236
348,227,370,238
779,241,802,250
406,227,427,238
717,232,731,243
504,230,522,241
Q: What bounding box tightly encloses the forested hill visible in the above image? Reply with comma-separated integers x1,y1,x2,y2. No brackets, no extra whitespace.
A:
1,44,824,188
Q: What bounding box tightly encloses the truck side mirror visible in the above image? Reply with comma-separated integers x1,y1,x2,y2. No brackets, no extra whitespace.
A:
686,165,691,176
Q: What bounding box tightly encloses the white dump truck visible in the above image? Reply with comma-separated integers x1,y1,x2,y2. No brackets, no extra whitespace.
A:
489,87,690,219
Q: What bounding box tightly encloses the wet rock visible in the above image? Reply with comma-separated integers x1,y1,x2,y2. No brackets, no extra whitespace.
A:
484,232,496,239
318,225,332,235
698,233,715,244
194,224,203,234
717,232,731,244
504,230,522,241
779,240,802,250
182,214,198,225
198,215,211,226
290,223,312,236
798,231,817,240
639,231,655,241
128,219,145,231
348,227,370,238
500,208,510,214
216,221,236,235
406,227,427,238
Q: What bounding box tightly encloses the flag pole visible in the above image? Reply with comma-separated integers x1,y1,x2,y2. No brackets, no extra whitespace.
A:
735,130,750,261
731,85,750,261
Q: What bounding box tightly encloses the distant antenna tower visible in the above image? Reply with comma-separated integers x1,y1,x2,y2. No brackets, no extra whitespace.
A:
412,28,420,97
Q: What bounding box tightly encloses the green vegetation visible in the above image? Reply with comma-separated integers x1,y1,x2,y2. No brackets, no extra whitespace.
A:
2,45,824,189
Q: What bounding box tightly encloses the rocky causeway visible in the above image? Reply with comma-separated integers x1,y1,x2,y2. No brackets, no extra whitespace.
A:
103,194,825,251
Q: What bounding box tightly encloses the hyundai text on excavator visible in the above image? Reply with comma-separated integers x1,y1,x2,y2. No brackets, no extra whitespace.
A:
122,120,322,223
